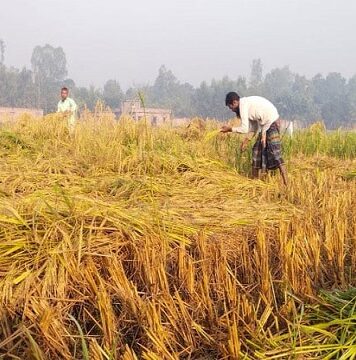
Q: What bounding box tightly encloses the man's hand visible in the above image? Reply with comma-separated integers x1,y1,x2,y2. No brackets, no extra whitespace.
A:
240,138,250,152
261,132,267,149
220,125,233,133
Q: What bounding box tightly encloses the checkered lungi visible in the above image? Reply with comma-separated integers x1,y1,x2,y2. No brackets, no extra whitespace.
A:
252,121,284,170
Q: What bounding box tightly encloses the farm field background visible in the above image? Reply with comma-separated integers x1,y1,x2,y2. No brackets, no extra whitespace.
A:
0,112,355,359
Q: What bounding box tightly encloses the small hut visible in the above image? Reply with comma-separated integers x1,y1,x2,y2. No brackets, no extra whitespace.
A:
119,100,172,126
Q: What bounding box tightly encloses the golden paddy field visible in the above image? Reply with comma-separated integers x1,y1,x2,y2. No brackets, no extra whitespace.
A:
0,113,355,359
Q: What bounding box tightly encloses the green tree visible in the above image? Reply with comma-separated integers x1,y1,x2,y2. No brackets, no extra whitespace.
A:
263,66,293,99
347,75,356,123
289,74,320,123
31,44,68,113
103,80,124,109
73,85,103,110
150,65,196,117
173,82,195,117
15,68,37,108
0,66,36,108
0,66,17,106
31,44,67,81
249,58,263,94
263,66,294,118
151,65,179,107
312,72,349,128
194,76,247,119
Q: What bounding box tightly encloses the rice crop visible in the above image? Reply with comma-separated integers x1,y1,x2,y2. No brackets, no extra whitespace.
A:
0,112,355,359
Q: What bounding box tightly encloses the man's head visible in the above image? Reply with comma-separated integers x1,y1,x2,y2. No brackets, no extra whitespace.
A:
225,92,240,111
61,87,69,101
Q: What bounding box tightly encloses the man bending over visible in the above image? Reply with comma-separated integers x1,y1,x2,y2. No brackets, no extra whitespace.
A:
221,92,288,185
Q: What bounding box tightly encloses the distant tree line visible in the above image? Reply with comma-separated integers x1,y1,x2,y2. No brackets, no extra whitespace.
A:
0,42,355,128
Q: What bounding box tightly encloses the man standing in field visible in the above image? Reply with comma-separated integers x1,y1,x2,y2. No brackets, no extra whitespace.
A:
221,92,288,186
57,87,78,134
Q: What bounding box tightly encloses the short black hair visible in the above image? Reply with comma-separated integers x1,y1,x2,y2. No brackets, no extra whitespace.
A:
225,92,240,106
61,87,69,92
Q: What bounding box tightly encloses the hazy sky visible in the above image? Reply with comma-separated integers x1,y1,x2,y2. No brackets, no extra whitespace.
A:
1,0,355,89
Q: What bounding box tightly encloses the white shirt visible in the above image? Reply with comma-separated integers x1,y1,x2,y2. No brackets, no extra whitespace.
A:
57,97,78,127
232,96,279,134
